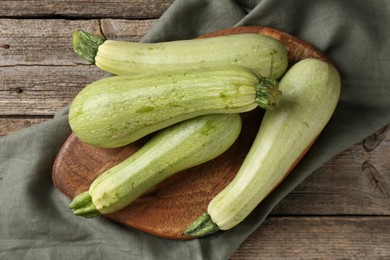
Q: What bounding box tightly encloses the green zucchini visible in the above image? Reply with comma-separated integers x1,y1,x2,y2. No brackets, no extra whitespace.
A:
69,113,242,217
72,30,288,79
184,58,341,237
69,66,281,148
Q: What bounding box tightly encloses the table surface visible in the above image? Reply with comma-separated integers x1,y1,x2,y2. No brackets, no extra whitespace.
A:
1,1,389,259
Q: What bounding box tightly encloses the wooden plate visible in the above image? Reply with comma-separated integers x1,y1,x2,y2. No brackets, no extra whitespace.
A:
52,26,330,240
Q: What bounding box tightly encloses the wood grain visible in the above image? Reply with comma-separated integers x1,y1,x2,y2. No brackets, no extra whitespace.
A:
100,19,157,41
0,19,153,66
0,117,49,136
0,19,156,116
272,124,390,215
0,19,101,66
231,216,390,259
0,0,173,19
0,65,104,115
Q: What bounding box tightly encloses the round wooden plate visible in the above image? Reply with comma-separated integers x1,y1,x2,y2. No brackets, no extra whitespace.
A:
52,26,331,240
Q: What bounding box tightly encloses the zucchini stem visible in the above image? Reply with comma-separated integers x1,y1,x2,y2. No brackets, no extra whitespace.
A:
182,212,219,237
255,77,281,109
69,191,101,218
72,30,105,64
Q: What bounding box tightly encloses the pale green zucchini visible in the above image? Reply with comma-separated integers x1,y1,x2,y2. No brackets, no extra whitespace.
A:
69,66,281,148
69,113,242,217
184,58,341,237
72,30,288,79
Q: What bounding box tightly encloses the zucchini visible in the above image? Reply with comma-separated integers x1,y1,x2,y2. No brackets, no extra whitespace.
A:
69,66,281,148
184,58,341,237
72,30,288,79
69,113,242,217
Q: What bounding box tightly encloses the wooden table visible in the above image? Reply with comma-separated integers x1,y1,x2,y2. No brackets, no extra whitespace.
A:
1,1,389,259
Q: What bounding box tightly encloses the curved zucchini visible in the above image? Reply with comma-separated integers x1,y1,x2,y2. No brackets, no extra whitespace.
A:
69,113,242,217
69,66,281,148
184,58,341,237
72,30,288,79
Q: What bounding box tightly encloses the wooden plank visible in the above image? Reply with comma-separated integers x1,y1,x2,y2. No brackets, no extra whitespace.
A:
101,19,156,41
0,117,49,136
0,19,101,66
0,19,155,66
0,18,155,115
0,0,173,19
0,65,104,115
272,125,390,215
231,216,390,260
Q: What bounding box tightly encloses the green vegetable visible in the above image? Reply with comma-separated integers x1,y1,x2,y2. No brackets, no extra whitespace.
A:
69,66,281,148
72,30,288,79
69,113,242,217
184,58,341,237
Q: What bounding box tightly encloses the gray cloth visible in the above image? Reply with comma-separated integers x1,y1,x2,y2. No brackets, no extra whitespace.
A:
1,0,389,259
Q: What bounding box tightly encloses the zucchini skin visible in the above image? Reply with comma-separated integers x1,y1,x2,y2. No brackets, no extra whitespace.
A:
69,66,280,148
73,30,288,79
184,58,341,236
69,113,242,216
